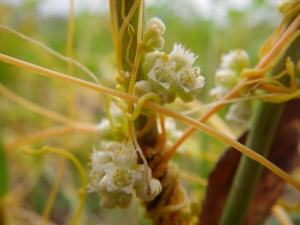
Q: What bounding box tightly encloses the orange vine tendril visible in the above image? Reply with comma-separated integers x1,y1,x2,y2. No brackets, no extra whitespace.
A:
163,13,300,164
1,50,300,190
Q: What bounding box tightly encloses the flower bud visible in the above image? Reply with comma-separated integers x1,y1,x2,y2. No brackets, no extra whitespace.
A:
143,18,166,52
135,178,162,201
220,49,249,74
215,69,238,87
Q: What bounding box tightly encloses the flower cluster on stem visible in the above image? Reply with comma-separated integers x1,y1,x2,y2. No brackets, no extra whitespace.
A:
210,49,252,127
88,140,162,208
135,43,205,105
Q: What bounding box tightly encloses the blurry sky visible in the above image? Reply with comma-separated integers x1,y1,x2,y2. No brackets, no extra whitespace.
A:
1,0,278,20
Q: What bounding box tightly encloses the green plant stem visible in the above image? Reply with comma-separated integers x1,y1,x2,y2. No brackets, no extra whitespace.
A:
219,25,300,225
219,101,284,225
114,0,158,145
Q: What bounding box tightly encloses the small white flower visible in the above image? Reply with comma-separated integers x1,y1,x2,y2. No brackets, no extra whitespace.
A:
100,162,142,194
148,58,177,89
169,43,197,71
215,69,238,87
87,171,104,193
220,49,249,73
177,67,205,93
105,141,137,167
143,51,167,75
91,147,112,173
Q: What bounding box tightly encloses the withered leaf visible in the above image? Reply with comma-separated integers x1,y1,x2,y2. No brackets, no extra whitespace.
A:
199,100,300,225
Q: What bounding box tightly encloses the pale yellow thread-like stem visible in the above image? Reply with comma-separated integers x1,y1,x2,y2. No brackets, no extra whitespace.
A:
1,53,300,190
0,82,77,126
22,146,87,225
272,205,294,225
5,125,96,151
0,25,100,85
108,92,160,121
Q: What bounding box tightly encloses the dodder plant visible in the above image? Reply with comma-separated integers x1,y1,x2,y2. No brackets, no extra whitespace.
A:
0,1,300,224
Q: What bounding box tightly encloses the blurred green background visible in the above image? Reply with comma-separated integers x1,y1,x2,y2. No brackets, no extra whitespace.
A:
1,1,293,225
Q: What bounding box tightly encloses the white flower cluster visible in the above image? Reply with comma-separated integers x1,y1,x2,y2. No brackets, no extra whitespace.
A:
210,49,252,127
135,44,205,104
88,140,162,208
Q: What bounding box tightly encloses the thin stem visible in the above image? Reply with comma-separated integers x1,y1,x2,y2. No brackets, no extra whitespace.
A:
43,4,78,223
1,53,300,190
127,0,144,96
115,0,140,74
271,205,294,225
5,125,96,151
42,156,66,225
66,0,75,77
22,146,87,225
0,82,79,126
256,14,300,69
162,79,245,164
0,25,100,85
0,53,133,102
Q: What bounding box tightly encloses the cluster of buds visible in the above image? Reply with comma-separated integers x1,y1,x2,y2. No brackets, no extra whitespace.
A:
135,43,205,104
142,18,166,52
88,140,162,208
210,49,252,127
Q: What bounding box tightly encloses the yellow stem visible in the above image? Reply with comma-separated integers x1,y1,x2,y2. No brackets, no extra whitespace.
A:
116,0,141,73
272,205,294,225
5,125,96,151
1,53,300,190
22,146,87,225
256,14,300,69
0,25,100,84
0,82,78,126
